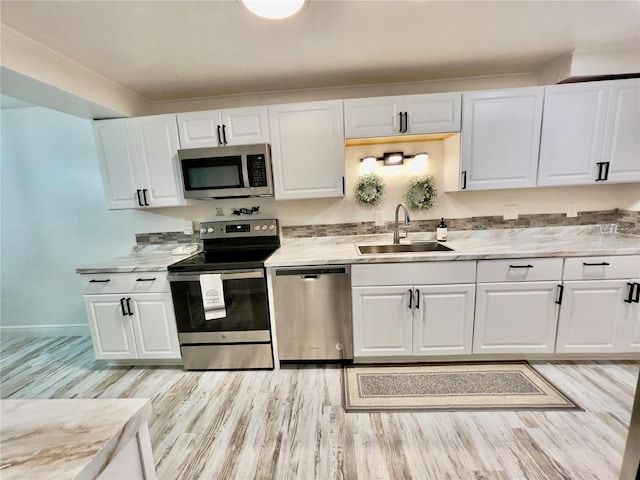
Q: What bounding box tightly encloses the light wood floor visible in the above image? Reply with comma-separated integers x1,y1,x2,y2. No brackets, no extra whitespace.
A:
1,336,638,480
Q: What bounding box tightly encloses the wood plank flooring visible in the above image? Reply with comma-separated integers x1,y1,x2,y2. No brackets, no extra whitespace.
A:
1,336,638,480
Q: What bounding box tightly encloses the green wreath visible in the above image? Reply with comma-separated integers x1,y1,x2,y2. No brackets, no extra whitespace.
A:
353,173,385,208
403,174,437,211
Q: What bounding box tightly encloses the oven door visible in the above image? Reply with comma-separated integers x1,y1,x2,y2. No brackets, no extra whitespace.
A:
168,269,271,344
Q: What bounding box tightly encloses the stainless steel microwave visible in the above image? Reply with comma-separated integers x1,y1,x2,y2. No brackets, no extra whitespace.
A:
177,143,273,199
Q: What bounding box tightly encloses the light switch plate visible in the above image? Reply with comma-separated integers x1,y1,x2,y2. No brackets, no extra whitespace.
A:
375,211,385,227
503,205,519,220
183,220,193,235
566,203,578,218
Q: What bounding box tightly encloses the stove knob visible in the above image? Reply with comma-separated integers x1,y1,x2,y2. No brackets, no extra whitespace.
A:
262,225,268,231
207,227,214,233
254,225,261,231
200,228,207,234
269,224,275,231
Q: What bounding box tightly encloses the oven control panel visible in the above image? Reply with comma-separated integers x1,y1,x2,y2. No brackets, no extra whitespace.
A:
200,219,278,239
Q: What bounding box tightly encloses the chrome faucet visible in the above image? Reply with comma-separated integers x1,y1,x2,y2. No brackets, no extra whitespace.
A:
393,203,411,244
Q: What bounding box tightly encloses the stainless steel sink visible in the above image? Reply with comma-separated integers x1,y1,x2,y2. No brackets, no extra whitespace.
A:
357,242,454,255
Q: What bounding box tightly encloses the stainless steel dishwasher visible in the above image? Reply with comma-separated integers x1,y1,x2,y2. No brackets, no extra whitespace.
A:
273,266,353,361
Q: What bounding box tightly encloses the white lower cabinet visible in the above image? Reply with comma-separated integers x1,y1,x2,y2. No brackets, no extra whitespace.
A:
555,280,638,353
473,282,561,354
351,262,476,359
81,273,181,361
473,258,563,354
351,286,413,357
556,256,640,354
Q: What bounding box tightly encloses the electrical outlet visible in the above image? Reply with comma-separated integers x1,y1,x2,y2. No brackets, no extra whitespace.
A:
183,220,193,235
566,203,578,218
375,210,385,227
215,207,224,217
503,205,519,220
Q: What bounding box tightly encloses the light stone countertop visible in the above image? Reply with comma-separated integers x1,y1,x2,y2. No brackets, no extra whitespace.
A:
0,398,152,480
264,226,640,268
75,244,201,274
74,227,640,273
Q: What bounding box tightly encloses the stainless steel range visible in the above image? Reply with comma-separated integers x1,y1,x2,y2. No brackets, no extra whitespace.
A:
167,219,279,370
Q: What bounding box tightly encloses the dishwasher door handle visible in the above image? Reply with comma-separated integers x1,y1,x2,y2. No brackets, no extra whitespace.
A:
301,275,320,280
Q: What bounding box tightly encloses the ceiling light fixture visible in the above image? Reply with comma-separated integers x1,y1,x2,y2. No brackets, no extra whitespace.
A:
240,0,306,20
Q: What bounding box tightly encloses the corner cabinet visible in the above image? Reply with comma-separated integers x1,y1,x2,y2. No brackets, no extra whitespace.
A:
556,256,640,353
351,262,476,359
537,78,640,186
80,272,181,361
460,87,544,190
176,106,269,148
93,115,186,209
268,100,345,200
473,258,563,354
344,92,461,138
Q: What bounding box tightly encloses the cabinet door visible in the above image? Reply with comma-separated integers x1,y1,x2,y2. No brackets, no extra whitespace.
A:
404,93,461,134
84,295,138,360
622,280,640,353
352,286,413,357
93,119,139,209
413,284,475,356
129,293,181,359
537,82,609,186
221,106,269,145
344,96,403,138
556,280,633,353
176,110,223,148
603,79,640,183
473,282,560,354
461,87,543,190
132,115,186,207
268,100,345,200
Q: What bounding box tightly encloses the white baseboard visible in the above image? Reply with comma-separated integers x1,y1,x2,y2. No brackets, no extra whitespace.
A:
0,324,91,338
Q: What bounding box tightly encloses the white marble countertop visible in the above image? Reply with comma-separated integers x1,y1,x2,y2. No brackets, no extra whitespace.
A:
75,244,201,274
265,226,640,267
74,227,639,273
0,398,152,480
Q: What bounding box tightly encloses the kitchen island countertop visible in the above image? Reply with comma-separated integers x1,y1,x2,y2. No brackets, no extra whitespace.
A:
265,226,640,268
0,398,154,480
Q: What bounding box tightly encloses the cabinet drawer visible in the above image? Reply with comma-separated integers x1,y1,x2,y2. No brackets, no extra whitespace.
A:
563,255,640,280
352,261,476,287
80,272,169,294
476,258,563,282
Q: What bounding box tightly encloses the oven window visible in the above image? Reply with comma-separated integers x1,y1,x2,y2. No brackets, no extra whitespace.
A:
171,276,270,333
182,156,243,190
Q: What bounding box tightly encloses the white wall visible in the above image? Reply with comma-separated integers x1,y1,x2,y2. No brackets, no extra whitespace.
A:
0,106,184,335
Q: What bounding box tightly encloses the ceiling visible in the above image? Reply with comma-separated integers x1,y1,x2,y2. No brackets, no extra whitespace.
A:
1,0,639,104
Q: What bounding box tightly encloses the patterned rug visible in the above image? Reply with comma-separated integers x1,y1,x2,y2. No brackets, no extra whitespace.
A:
343,362,579,412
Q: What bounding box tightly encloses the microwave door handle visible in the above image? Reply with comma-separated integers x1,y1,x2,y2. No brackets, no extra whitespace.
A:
241,157,251,188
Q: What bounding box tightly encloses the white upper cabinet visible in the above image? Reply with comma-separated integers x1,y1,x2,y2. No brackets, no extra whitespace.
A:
537,82,609,186
93,119,139,209
344,92,461,138
538,78,640,186
133,115,185,208
93,115,185,209
176,106,269,148
268,100,345,200
460,87,544,190
602,78,640,183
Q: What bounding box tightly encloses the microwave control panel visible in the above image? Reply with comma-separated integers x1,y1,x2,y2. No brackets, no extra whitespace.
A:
247,154,268,187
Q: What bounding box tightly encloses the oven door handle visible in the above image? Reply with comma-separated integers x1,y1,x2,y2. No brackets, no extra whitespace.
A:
168,270,264,282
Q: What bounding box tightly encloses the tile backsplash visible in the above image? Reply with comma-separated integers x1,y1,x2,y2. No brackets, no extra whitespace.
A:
282,209,640,238
135,209,640,243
